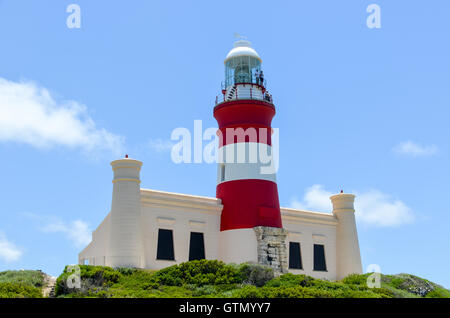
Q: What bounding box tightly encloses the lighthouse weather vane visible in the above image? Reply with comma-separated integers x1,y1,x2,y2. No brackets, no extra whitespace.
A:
233,33,248,41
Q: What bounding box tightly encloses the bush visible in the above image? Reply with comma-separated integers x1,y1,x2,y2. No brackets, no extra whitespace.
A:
426,288,450,298
0,270,45,298
390,277,406,289
234,285,264,298
265,273,314,288
55,265,121,297
238,263,274,287
154,260,242,287
234,285,335,298
0,270,45,288
341,274,369,286
116,267,138,276
382,274,444,297
108,269,159,296
0,282,43,298
49,261,449,299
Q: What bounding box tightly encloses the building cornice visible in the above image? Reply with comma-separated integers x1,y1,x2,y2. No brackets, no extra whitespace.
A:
281,207,338,226
140,188,223,214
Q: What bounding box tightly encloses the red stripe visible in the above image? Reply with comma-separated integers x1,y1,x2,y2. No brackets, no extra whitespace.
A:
214,100,275,147
217,125,273,147
217,179,282,231
214,100,275,127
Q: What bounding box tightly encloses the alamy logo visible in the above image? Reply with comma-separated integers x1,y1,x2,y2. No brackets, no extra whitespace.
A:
366,4,381,29
366,264,382,288
66,4,81,29
66,265,81,289
170,120,279,174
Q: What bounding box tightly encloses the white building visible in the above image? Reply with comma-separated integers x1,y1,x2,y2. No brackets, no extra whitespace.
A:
79,40,363,281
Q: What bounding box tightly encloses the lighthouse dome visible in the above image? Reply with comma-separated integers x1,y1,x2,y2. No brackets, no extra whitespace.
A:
224,39,263,88
224,40,261,63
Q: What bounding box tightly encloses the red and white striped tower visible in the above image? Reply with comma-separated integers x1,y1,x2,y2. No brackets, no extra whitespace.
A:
215,40,284,265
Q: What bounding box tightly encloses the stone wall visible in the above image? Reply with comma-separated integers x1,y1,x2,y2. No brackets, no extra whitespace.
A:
253,226,288,275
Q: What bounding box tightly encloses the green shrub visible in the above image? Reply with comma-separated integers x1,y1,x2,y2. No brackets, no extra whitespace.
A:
190,285,218,297
265,273,314,288
264,273,393,298
0,282,43,298
234,285,335,298
0,270,45,298
341,274,369,286
382,274,443,297
108,269,159,297
154,260,241,287
390,277,406,289
238,263,274,287
0,270,45,288
55,265,121,297
267,286,334,298
49,261,449,299
426,288,450,298
116,267,138,276
233,285,264,298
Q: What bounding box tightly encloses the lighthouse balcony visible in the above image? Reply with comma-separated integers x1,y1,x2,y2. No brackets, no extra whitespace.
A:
215,82,273,105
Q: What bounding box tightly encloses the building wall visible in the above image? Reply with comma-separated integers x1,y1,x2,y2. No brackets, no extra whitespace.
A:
79,189,351,281
281,208,338,281
140,189,222,270
79,212,110,266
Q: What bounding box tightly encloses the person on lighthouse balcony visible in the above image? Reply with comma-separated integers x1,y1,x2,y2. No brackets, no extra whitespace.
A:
259,70,264,86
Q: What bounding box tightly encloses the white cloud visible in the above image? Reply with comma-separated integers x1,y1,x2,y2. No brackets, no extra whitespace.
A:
354,190,414,227
290,184,333,212
0,232,22,262
393,141,437,157
41,219,91,248
290,185,414,227
24,213,92,248
148,138,175,153
0,77,124,155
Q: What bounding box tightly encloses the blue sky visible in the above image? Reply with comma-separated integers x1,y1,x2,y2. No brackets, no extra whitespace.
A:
0,0,449,287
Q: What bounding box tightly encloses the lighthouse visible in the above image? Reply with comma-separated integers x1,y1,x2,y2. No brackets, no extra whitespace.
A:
215,39,288,272
80,39,363,280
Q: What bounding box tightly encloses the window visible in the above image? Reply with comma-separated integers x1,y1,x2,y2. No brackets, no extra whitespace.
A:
220,164,226,182
313,244,327,271
225,55,261,87
189,232,205,261
157,229,175,261
289,242,302,269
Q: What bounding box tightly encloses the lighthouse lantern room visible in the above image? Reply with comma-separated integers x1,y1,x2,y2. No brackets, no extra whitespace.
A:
220,40,271,103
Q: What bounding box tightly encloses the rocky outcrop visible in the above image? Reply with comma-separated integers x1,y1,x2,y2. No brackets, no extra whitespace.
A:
42,274,57,298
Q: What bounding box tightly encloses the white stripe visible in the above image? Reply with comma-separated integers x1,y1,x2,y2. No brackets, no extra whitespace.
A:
217,142,277,184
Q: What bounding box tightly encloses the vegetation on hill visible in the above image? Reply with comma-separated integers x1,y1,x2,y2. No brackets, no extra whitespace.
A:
0,270,45,298
1,261,448,298
50,260,449,298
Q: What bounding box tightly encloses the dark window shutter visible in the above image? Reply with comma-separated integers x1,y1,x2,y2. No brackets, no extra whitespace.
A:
189,232,205,261
289,242,302,269
313,244,327,271
156,229,175,260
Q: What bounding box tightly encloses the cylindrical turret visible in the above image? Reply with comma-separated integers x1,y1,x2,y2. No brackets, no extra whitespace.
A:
106,156,143,268
331,193,363,279
215,40,282,265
